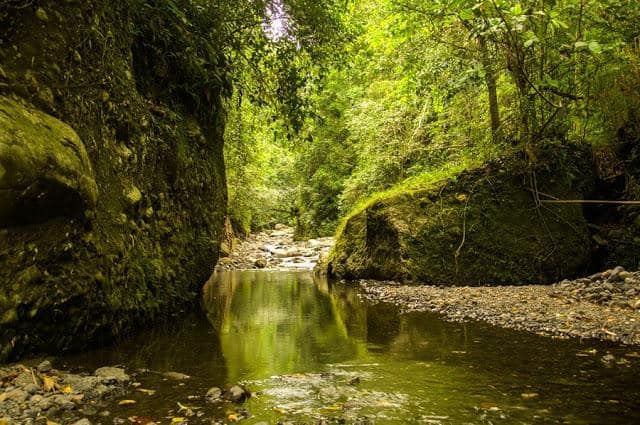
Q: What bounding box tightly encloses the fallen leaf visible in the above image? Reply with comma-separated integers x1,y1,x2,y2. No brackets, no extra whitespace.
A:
136,388,156,395
227,413,240,422
480,401,498,409
171,418,185,423
46,420,60,425
42,375,57,392
62,385,73,394
119,399,137,405
128,416,156,425
320,404,343,411
625,352,640,358
521,393,539,400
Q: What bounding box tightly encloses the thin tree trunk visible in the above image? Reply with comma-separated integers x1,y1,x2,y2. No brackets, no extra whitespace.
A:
478,35,501,142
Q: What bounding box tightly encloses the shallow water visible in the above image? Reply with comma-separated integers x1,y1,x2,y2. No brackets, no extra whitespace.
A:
59,271,640,424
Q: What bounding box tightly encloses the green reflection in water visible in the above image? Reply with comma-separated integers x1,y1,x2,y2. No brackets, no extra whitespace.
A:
203,271,368,381
55,271,640,424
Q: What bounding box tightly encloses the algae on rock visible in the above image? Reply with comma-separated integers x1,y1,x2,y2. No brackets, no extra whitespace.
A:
0,95,98,225
326,153,594,285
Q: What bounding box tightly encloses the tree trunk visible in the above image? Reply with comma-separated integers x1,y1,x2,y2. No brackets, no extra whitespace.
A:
478,35,501,142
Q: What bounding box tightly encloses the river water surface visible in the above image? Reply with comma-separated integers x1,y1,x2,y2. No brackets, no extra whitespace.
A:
59,271,640,424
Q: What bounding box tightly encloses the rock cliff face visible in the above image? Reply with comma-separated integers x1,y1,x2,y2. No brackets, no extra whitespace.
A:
326,150,595,285
0,1,227,361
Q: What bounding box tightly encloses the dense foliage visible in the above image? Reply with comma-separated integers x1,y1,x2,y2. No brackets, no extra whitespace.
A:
221,0,639,238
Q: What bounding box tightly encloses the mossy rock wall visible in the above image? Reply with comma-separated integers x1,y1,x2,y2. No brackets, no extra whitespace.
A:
0,1,227,361
327,152,594,285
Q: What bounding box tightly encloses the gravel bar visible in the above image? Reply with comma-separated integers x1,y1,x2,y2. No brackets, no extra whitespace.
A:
358,266,640,345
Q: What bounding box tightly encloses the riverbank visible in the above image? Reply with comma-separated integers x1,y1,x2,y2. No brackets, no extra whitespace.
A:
358,267,640,345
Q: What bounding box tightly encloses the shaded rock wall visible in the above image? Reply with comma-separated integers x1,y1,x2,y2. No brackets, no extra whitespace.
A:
326,150,595,285
0,1,227,361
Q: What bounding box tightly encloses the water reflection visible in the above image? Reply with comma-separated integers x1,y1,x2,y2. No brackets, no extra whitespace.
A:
56,270,640,424
202,271,368,381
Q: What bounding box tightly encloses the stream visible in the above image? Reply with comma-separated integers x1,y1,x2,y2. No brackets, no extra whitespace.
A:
56,270,640,424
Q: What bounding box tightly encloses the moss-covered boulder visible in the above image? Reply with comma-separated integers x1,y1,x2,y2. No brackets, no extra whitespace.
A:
326,152,594,285
0,0,227,361
0,96,98,225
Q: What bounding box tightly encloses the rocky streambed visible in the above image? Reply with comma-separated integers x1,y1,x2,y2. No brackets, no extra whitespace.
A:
359,267,640,345
216,226,334,271
0,361,129,424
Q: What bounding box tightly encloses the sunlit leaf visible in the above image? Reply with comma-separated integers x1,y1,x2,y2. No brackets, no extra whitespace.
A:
119,399,137,405
42,375,57,392
588,41,602,54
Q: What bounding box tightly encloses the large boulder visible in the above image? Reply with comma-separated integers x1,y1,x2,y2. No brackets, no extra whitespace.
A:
326,153,593,285
0,96,98,225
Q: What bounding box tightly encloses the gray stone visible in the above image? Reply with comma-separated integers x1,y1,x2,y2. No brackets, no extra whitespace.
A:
23,383,40,395
94,367,129,382
205,386,222,401
162,371,190,380
37,360,52,373
223,385,250,403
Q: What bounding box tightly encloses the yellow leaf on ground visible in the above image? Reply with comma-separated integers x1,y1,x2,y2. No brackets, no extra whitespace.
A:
128,416,157,424
521,393,539,400
62,385,73,394
320,404,342,411
171,418,185,423
136,388,156,395
227,413,240,422
119,399,137,405
42,375,57,392
46,420,60,425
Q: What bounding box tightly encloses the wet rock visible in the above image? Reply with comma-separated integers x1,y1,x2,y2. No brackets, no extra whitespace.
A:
37,360,52,373
94,367,129,382
608,266,625,282
348,377,361,385
601,354,616,366
223,385,251,403
205,386,223,402
162,371,190,380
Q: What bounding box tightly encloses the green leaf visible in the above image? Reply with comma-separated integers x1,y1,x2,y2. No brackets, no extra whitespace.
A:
458,8,474,21
511,3,523,16
524,37,538,48
588,41,602,54
574,41,588,49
